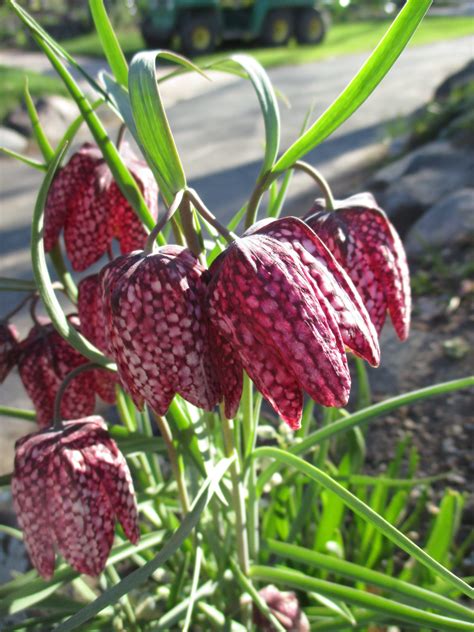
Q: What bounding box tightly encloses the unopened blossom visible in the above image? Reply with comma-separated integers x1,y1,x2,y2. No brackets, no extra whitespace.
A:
305,193,411,340
0,323,19,383
12,416,139,579
208,217,380,429
254,585,310,632
18,318,96,428
78,274,117,404
101,246,220,415
44,142,158,271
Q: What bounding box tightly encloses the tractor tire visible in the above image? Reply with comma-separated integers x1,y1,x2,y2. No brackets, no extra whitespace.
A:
141,32,171,50
180,14,218,57
295,8,327,45
261,10,294,47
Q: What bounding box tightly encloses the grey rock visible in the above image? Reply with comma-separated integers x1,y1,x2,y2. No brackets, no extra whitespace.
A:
7,95,77,143
0,126,28,153
370,141,461,188
405,188,474,255
434,59,474,101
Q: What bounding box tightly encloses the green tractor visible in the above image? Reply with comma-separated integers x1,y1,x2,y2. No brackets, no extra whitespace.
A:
138,0,330,56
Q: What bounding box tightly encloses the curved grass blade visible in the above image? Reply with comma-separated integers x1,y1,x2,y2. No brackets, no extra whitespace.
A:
89,0,128,87
252,447,473,599
56,456,234,632
266,539,474,621
257,376,474,493
272,0,432,173
210,54,280,176
128,51,205,204
250,565,473,632
0,406,36,422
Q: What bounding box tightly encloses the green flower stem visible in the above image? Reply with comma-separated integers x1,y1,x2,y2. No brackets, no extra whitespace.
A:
245,174,272,229
0,406,36,422
23,79,54,162
144,189,184,254
221,411,250,575
242,374,259,561
257,376,474,494
187,188,237,244
52,362,99,430
354,356,372,409
292,160,335,211
153,413,190,515
49,244,78,303
251,565,472,632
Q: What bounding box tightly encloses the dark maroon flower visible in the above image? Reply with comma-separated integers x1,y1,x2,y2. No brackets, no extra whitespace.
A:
78,274,118,404
305,193,411,340
11,416,139,579
44,142,158,271
254,585,310,632
101,246,221,415
18,319,96,428
208,217,380,429
0,323,19,383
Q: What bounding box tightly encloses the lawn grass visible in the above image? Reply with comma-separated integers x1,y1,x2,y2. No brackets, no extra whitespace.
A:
0,65,68,123
62,16,474,67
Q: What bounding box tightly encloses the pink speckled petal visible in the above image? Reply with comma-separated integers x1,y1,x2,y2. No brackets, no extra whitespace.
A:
208,235,351,425
307,194,411,340
85,438,140,544
208,321,242,419
253,217,380,366
12,432,56,579
48,447,115,576
0,323,19,383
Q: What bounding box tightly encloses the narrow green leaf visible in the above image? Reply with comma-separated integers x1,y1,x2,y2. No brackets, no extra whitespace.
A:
0,147,47,171
31,144,113,367
257,376,474,493
251,565,473,632
272,0,432,173
89,0,128,87
182,545,203,632
309,592,355,625
212,55,280,175
23,79,54,162
425,490,464,571
129,51,200,204
253,448,473,599
0,278,37,292
56,457,234,631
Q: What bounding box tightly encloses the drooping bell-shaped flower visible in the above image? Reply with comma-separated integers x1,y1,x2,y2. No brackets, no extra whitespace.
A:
100,246,221,415
18,318,96,428
253,585,310,632
305,193,411,340
0,322,19,383
207,217,380,429
78,274,118,404
44,142,158,271
11,416,139,579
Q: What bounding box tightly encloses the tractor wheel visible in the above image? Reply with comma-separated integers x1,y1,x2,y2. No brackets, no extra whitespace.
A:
141,31,170,50
180,14,218,56
295,8,327,45
261,10,294,47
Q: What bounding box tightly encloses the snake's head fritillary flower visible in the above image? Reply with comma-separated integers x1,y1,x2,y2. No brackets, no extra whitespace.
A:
100,246,221,415
208,216,379,429
254,585,310,632
44,142,158,271
305,193,411,340
78,274,118,404
18,318,96,428
0,323,19,383
11,416,139,579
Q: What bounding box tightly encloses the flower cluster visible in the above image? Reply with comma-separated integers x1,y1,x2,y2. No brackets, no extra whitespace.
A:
11,416,139,579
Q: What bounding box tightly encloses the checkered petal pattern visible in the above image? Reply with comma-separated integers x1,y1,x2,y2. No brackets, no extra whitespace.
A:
11,416,139,579
44,143,158,272
305,193,411,340
100,246,221,416
207,225,352,429
0,323,19,383
18,320,96,428
78,274,118,404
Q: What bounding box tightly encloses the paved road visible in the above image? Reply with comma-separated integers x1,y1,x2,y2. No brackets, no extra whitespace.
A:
0,36,472,471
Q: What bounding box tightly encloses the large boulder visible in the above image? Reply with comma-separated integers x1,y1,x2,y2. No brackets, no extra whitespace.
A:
405,188,474,256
